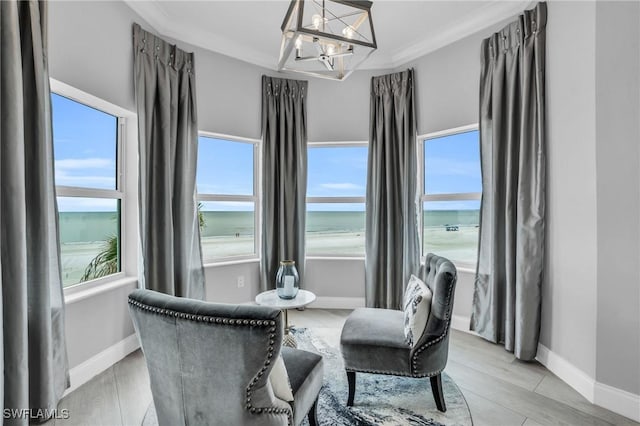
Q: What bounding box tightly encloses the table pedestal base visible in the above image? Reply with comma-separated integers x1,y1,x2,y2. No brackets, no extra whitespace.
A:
283,333,297,348
282,309,297,348
255,290,316,349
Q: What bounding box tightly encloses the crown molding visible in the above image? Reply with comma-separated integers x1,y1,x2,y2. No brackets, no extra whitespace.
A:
389,0,534,69
125,0,533,73
125,0,278,70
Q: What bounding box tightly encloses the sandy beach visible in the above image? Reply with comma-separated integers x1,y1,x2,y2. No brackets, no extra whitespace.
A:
61,226,479,287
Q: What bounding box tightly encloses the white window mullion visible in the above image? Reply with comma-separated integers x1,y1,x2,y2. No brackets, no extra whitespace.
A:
197,194,256,203
51,81,132,291
307,196,365,204
56,186,123,199
420,126,482,267
197,133,259,263
422,192,482,202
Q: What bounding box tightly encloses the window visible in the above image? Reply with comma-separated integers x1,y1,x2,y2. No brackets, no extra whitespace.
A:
52,93,122,287
306,144,367,256
421,127,482,266
197,135,258,261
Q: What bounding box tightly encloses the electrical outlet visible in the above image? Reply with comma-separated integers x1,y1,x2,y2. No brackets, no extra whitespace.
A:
237,276,245,288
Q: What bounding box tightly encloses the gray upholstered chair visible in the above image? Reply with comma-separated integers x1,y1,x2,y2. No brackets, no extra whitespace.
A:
340,253,457,412
128,289,323,426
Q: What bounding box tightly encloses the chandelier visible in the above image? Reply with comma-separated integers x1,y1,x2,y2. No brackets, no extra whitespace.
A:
278,0,377,81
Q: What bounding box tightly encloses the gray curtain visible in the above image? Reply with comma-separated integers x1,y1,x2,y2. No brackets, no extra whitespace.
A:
0,1,69,421
470,3,547,361
365,69,420,310
260,76,308,291
133,24,205,299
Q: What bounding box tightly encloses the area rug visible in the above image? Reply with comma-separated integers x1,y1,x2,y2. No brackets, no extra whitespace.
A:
293,327,472,426
142,328,472,425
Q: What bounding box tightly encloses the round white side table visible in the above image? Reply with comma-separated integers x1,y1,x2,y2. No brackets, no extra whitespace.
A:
255,289,316,348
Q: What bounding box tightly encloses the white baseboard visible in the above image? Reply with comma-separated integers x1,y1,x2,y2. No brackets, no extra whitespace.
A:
450,314,480,336
536,343,640,422
65,334,140,396
309,296,365,309
398,313,639,421
594,381,640,422
535,343,596,402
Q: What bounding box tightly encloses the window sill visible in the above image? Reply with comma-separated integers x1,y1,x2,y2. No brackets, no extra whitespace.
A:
64,276,138,305
456,266,477,275
306,256,365,261
203,257,260,268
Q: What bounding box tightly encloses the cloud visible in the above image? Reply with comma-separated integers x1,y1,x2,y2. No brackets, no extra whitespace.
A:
55,158,113,170
196,183,253,195
425,157,480,177
55,170,115,188
319,183,363,190
55,176,115,187
53,157,116,189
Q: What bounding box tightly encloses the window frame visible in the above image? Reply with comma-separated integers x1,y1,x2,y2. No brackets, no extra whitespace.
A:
418,124,481,270
306,140,368,259
51,79,138,294
197,131,261,264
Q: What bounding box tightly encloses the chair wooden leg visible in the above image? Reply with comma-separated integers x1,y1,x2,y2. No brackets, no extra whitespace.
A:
346,371,356,406
430,373,446,412
308,396,319,426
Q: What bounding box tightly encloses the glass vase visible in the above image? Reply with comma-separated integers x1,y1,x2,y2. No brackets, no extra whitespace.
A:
276,260,299,299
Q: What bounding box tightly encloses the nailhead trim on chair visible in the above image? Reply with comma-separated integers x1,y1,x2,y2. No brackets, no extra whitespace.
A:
345,367,415,377
343,272,455,379
128,297,294,425
345,367,444,378
410,271,456,378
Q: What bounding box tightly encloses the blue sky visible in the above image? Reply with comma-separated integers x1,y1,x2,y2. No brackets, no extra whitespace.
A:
52,94,481,212
424,130,482,210
52,94,118,212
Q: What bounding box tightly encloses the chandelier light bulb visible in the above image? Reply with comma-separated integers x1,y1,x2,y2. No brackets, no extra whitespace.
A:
342,26,355,39
325,44,336,56
278,0,376,81
312,14,322,30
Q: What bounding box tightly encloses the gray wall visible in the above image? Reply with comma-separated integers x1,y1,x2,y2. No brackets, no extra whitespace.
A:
305,259,365,298
65,283,137,368
542,1,599,378
401,0,640,396
49,1,144,113
48,0,380,368
594,1,640,395
399,28,484,135
49,0,148,369
192,42,384,141
204,259,367,302
49,0,640,398
204,261,261,304
48,1,380,143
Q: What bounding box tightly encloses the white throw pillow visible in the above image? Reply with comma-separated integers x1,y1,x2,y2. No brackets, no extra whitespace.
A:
269,354,294,402
403,274,433,347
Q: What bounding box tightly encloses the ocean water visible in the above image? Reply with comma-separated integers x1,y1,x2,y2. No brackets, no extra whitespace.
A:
58,210,480,286
58,210,480,242
424,209,480,227
59,212,119,243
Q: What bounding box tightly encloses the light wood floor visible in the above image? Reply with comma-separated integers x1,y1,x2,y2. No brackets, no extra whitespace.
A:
45,309,638,426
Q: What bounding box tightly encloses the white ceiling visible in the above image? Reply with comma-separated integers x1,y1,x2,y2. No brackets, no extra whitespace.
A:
126,0,532,70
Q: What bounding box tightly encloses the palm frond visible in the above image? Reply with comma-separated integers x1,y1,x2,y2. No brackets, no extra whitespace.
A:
81,235,119,282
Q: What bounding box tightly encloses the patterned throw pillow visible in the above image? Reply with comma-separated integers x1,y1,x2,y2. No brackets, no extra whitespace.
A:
269,354,294,402
403,274,433,347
